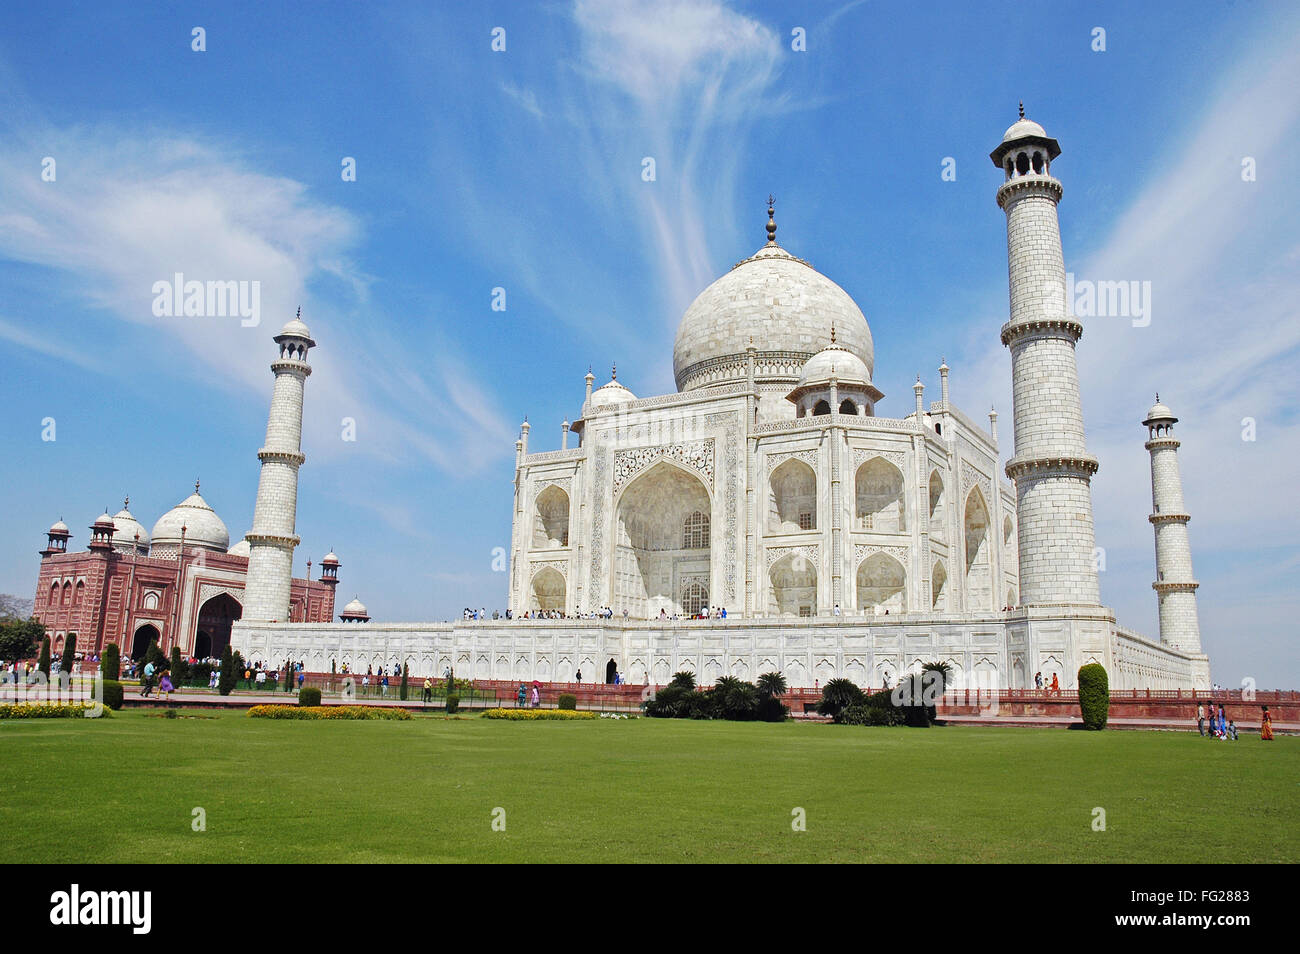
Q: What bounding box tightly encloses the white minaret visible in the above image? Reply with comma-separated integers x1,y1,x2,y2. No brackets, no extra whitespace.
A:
992,105,1100,606
1143,397,1202,652
244,309,314,622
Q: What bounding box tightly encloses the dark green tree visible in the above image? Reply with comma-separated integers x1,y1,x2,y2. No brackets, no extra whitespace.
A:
399,662,409,701
1078,663,1110,730
37,636,52,678
101,641,121,680
217,644,236,696
144,640,167,675
669,670,696,690
757,671,788,698
816,677,864,720
0,616,43,665
60,633,78,674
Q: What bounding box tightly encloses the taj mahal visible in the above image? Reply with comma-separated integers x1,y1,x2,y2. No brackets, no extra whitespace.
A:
232,109,1212,692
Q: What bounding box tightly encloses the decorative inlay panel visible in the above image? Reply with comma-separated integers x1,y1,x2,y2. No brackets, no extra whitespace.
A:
198,583,245,607
612,439,715,496
852,543,910,568
765,448,819,474
851,448,907,473
765,544,819,571
530,560,568,581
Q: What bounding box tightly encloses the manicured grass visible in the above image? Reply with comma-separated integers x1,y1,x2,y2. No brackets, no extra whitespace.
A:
1,711,1294,863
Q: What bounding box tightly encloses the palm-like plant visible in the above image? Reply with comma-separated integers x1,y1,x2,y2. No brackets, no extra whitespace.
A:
757,671,788,698
816,677,865,719
669,670,697,690
921,660,954,697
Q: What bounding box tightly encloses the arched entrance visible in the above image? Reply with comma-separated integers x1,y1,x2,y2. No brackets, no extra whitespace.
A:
196,593,242,659
856,552,906,614
613,461,711,618
529,567,565,613
194,632,212,658
605,658,619,684
769,553,817,617
131,624,160,660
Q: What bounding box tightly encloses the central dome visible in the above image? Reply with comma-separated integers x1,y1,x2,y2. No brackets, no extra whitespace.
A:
672,226,873,393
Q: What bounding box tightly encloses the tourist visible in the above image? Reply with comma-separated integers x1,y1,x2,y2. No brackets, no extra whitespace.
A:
1227,719,1239,741
517,683,526,707
141,658,156,698
209,669,218,689
381,673,389,695
1260,706,1274,741
1035,671,1043,690
575,669,582,683
1049,673,1059,696
1196,702,1206,736
1217,704,1227,738
720,607,727,618
531,682,540,707
158,668,174,699
297,670,305,689
833,603,842,616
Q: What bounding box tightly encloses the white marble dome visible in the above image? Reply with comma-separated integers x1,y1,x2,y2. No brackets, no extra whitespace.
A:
341,596,369,620
1144,399,1177,425
227,538,251,558
111,500,150,553
589,374,637,409
797,345,872,387
49,518,69,534
1000,117,1047,143
150,486,230,553
673,239,873,393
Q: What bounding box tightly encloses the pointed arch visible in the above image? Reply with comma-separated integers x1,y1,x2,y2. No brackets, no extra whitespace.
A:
614,460,711,619
856,552,906,614
855,457,905,532
768,552,817,617
928,470,945,540
769,458,817,533
964,486,991,610
931,559,948,611
529,567,565,613
532,485,570,549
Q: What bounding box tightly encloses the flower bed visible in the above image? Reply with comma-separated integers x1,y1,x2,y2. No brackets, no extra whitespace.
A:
0,701,109,719
481,707,598,721
246,705,411,721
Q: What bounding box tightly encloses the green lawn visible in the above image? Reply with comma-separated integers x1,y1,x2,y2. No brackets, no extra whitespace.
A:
1,711,1294,863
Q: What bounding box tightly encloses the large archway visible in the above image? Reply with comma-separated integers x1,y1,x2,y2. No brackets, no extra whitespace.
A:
532,485,570,549
855,458,905,532
196,593,242,660
769,459,816,533
768,553,817,617
131,624,160,660
856,552,906,614
932,560,948,611
613,461,711,618
964,488,991,612
529,567,565,613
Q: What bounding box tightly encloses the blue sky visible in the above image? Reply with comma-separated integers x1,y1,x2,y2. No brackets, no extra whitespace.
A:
1,1,1297,687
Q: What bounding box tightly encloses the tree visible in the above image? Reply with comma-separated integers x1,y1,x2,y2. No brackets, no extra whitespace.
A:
921,660,955,721
60,633,77,674
1078,663,1110,730
217,644,236,696
757,671,788,698
37,636,52,677
101,642,121,681
669,671,696,691
169,646,187,684
0,617,43,665
707,676,760,721
144,640,167,675
231,650,245,689
816,678,865,720
399,662,409,701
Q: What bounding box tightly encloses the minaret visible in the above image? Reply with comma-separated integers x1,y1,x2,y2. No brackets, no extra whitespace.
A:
1143,397,1201,652
244,309,314,622
992,105,1100,606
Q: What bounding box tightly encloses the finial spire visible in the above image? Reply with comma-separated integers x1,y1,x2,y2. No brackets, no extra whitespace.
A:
195,478,200,493
830,323,837,345
1155,392,1160,402
296,305,302,319
123,495,129,509
766,194,776,244
1018,101,1025,120
611,362,617,380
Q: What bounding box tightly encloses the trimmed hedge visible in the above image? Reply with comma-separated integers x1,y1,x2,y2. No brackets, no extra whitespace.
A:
557,693,577,710
298,686,322,707
100,643,121,681
1078,663,1109,730
247,705,411,721
0,701,110,719
482,707,597,721
446,695,460,714
101,680,125,711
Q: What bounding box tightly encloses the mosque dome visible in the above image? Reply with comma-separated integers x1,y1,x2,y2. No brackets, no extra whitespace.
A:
340,596,370,622
93,511,115,528
796,342,872,388
673,202,873,393
1143,397,1177,426
150,483,230,553
321,551,340,565
49,518,69,534
227,538,251,558
111,498,150,553
589,367,637,409
1000,117,1047,143
278,316,312,340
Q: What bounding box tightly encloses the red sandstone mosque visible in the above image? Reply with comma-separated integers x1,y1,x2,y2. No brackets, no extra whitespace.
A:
30,483,360,662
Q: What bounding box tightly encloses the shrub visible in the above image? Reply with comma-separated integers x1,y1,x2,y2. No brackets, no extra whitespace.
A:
643,683,698,719
217,644,237,696
558,693,577,710
668,671,696,690
298,686,322,707
1078,663,1109,730
757,671,788,698
247,705,411,720
399,663,408,701
816,678,865,719
482,708,597,721
37,636,51,677
757,696,789,723
61,633,77,674
101,643,121,681
169,646,188,683
101,680,124,711
0,701,108,719
144,640,167,676
446,695,460,714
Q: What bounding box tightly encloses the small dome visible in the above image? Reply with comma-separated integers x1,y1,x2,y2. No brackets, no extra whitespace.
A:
589,373,637,409
49,519,69,534
321,550,340,565
1143,399,1177,426
227,538,251,558
150,485,230,553
111,500,150,552
341,596,369,620
797,346,871,388
278,317,312,339
1000,117,1047,143
93,511,115,527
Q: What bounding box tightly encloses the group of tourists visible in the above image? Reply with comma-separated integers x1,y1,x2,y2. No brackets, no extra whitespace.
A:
515,681,542,707
1033,671,1061,695
1198,702,1274,740
137,659,175,699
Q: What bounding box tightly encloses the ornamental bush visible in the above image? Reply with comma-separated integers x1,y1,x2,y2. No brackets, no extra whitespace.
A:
101,642,121,681
399,664,408,701
446,695,460,714
217,644,237,696
60,633,77,674
101,680,124,711
481,708,597,721
298,686,322,707
144,640,167,676
816,678,864,720
0,701,109,719
247,705,411,721
1078,663,1109,730
37,636,51,677
558,693,577,710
